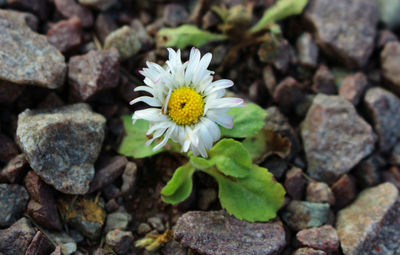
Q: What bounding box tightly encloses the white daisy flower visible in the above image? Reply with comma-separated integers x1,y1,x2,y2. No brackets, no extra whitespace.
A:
130,47,243,158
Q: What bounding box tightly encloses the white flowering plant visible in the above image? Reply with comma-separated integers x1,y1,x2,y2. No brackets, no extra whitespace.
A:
119,48,285,222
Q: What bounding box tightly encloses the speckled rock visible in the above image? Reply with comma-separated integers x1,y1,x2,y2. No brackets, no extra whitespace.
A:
54,0,93,28
306,182,335,205
104,209,130,232
104,26,141,60
0,9,37,30
16,104,106,194
339,72,368,105
174,210,286,255
381,42,400,95
25,231,54,255
46,17,82,53
296,225,339,255
293,248,327,255
301,94,376,183
331,174,357,209
162,240,187,255
296,32,318,69
304,0,378,68
105,230,134,254
312,66,337,95
78,0,117,11
364,87,400,152
282,201,330,231
336,182,400,255
47,232,76,255
284,167,307,200
68,48,120,101
0,184,29,227
0,218,35,255
0,9,66,89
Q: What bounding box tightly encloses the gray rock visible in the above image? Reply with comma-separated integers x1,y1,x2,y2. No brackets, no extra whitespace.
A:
0,184,29,227
339,72,368,105
373,0,400,29
54,0,93,28
161,240,187,255
78,0,117,11
120,161,137,198
306,182,335,205
47,232,76,255
381,42,400,95
148,216,165,232
0,9,66,89
95,14,117,43
364,87,400,152
336,182,400,255
104,26,141,60
377,30,398,49
296,225,339,255
174,210,286,255
16,103,106,194
296,32,318,69
282,201,330,231
105,230,134,254
301,94,376,183
304,0,378,68
354,153,385,188
390,143,400,165
331,174,357,209
137,223,152,235
284,167,307,200
163,4,189,27
105,210,130,232
0,218,36,255
294,248,327,255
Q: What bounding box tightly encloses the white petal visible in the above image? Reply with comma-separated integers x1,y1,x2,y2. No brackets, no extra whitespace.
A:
153,125,176,151
132,108,166,123
205,79,234,94
201,117,221,142
130,96,162,107
206,110,234,129
206,97,243,109
184,48,201,85
146,121,172,135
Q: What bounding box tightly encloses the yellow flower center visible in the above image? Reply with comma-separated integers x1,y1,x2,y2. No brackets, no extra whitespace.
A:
167,87,204,125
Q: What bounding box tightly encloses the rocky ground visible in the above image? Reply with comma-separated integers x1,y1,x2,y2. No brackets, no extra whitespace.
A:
0,0,400,255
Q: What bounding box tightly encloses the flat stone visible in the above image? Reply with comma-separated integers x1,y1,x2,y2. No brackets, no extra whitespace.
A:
312,66,337,95
104,26,141,60
0,218,35,255
294,248,327,255
25,171,62,230
331,174,357,209
174,210,286,255
54,0,93,28
301,94,376,183
0,9,66,89
296,225,339,255
78,0,117,11
336,182,400,255
16,103,106,194
282,201,330,231
296,32,318,69
25,231,54,255
364,87,400,152
339,72,368,105
381,42,400,95
284,167,307,200
304,0,378,68
105,230,134,254
0,184,29,227
306,182,335,205
47,17,82,53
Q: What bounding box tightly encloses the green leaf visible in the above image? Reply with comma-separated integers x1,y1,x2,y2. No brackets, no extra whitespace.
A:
156,25,227,49
190,156,214,170
161,163,196,204
250,0,308,33
204,164,286,222
118,116,163,159
221,103,267,138
209,139,251,178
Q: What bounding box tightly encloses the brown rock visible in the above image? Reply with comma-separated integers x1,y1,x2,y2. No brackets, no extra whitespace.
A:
0,218,36,255
273,77,307,114
7,0,47,20
163,4,189,27
0,134,19,164
95,13,117,43
312,66,337,95
339,72,368,105
382,167,400,189
0,154,29,183
306,182,335,205
120,161,137,197
0,82,25,105
54,0,93,28
354,153,384,188
381,42,400,95
296,225,339,255
284,167,307,200
25,171,62,230
377,30,397,49
25,231,54,255
68,48,120,101
89,156,127,192
47,17,82,53
331,174,356,209
105,230,134,254
50,246,62,255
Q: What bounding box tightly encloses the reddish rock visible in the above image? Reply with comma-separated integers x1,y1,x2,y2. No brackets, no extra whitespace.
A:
284,167,307,200
296,225,339,255
89,156,127,192
331,174,356,209
54,0,93,28
0,218,35,255
312,66,337,95
47,17,82,53
273,77,307,114
7,0,47,20
68,48,120,101
294,248,327,255
339,72,368,105
0,154,29,183
25,171,62,230
306,182,335,205
0,134,18,163
377,30,397,49
25,231,54,255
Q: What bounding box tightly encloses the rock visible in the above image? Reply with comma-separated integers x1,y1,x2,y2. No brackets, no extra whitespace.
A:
262,155,288,179
68,48,120,101
57,196,106,240
6,0,47,20
381,42,400,95
284,167,307,200
161,240,187,255
354,154,384,187
197,188,217,210
47,17,82,53
0,184,29,227
120,161,137,197
16,104,106,194
105,209,130,232
382,167,400,189
105,230,134,255
93,248,109,255
90,156,127,192
25,231,54,255
78,0,117,11
312,66,337,95
0,82,25,105
0,218,35,255
54,0,93,28
373,0,400,29
296,32,318,69
163,4,189,27
50,246,62,255
137,223,152,235
131,19,154,51
293,248,327,255
25,171,62,230
95,14,117,43
105,198,119,212
0,10,66,89
0,134,19,164
336,182,400,255
0,9,37,31
259,39,295,73
304,0,378,68
47,232,76,255
364,87,400,152
148,216,165,232
331,174,357,209
339,72,368,105
306,182,335,205
296,225,339,255
262,65,277,95
281,201,330,231
377,30,398,49
390,143,400,165
273,77,307,115
301,94,376,183
174,210,286,255
104,26,141,60
0,154,29,183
